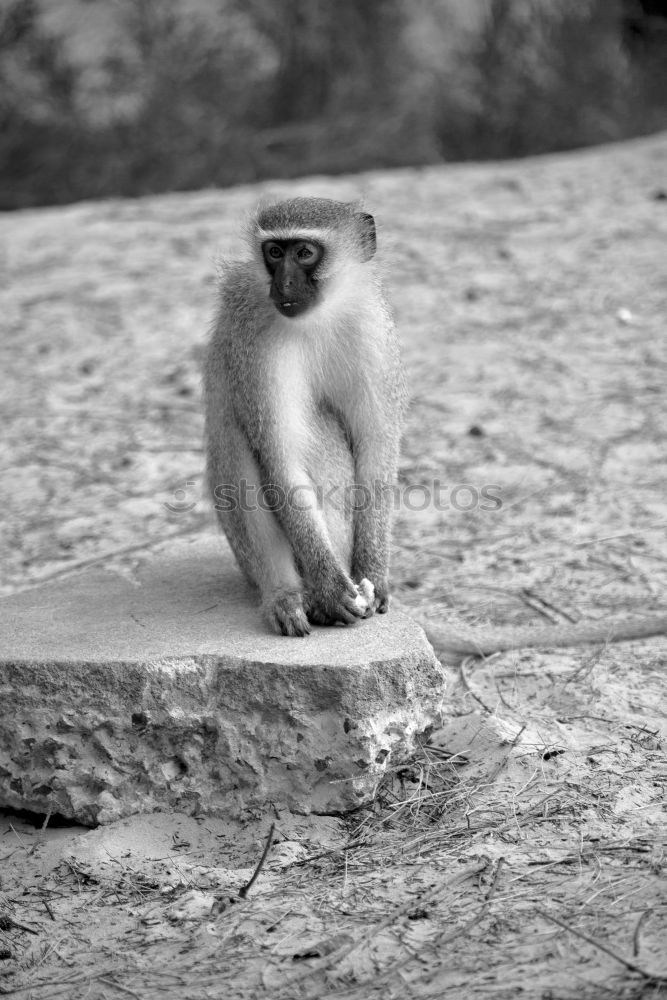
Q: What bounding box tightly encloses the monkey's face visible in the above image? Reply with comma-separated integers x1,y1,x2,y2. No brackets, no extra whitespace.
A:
261,240,323,318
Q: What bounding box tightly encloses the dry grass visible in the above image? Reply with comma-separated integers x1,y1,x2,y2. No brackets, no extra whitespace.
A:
2,685,665,999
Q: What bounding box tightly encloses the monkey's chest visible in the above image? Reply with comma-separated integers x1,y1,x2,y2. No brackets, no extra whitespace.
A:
302,400,354,482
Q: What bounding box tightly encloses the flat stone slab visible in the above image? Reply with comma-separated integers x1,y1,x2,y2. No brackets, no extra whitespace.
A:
0,536,445,824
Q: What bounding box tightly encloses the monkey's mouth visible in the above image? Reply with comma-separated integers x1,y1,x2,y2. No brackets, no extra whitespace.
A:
274,300,310,318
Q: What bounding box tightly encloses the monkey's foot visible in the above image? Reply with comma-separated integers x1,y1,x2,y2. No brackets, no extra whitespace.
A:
264,589,311,637
369,579,390,614
375,588,390,614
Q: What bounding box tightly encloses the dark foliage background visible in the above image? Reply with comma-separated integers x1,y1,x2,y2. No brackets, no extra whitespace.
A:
1,0,666,210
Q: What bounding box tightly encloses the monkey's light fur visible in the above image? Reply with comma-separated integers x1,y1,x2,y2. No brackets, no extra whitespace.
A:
0,537,446,824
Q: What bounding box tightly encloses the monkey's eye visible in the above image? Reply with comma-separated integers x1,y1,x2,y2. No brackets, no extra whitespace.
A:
296,245,316,262
267,245,283,260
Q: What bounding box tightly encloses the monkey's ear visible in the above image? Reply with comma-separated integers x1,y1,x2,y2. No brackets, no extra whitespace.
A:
356,212,377,261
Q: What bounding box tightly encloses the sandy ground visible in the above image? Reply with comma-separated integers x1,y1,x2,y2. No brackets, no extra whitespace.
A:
1,134,667,998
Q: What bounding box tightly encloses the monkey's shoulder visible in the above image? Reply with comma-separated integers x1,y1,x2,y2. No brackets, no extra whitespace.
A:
215,263,269,329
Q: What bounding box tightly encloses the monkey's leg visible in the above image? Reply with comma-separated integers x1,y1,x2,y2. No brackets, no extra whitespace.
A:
250,508,312,637
227,510,311,637
208,427,311,637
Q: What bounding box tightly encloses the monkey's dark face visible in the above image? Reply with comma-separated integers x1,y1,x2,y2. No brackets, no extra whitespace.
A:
262,239,323,318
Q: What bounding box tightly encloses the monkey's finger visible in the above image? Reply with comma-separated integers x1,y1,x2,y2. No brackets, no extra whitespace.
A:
343,594,371,620
328,598,365,625
332,579,369,618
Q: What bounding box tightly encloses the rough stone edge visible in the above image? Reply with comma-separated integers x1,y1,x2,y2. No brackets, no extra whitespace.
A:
0,644,447,824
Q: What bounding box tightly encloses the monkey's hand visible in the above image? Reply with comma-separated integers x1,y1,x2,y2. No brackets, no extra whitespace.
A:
352,546,390,614
308,568,371,626
357,578,376,618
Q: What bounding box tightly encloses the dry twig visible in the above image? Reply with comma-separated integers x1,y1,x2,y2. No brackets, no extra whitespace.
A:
239,823,275,899
537,908,667,985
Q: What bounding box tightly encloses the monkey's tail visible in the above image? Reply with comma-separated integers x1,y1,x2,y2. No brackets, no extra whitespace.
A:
422,614,667,665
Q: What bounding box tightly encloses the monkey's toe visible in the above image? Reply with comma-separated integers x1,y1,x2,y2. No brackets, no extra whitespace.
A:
265,590,311,637
371,581,390,614
376,594,390,614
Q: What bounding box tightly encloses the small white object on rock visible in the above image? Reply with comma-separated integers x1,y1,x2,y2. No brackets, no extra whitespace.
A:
0,536,445,824
356,577,375,612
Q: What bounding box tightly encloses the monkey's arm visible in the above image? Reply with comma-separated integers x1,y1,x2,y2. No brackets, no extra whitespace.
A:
422,614,667,665
349,345,407,613
350,434,398,613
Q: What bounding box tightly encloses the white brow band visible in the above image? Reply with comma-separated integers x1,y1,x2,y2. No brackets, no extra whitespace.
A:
256,227,331,242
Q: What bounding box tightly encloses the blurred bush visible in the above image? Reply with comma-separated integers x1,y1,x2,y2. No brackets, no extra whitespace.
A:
1,0,666,209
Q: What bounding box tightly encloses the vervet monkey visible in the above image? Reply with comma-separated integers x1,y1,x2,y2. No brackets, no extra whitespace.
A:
204,197,406,636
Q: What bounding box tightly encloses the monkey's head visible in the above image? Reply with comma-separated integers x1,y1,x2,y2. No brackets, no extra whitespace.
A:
253,198,377,319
